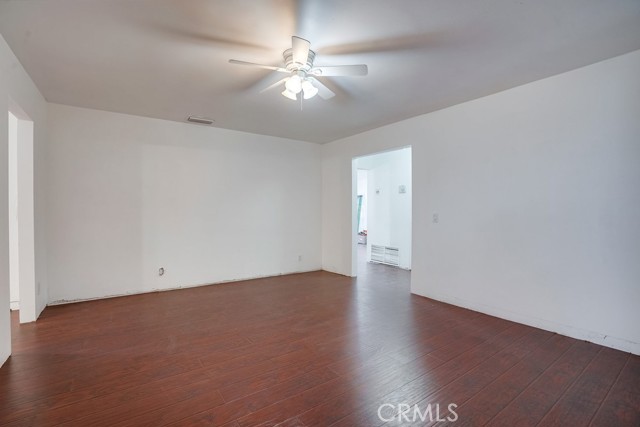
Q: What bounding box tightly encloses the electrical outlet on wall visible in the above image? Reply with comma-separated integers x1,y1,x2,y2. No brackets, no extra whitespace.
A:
298,255,302,262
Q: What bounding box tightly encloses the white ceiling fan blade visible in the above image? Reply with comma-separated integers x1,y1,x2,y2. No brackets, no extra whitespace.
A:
259,77,289,93
292,36,311,66
309,77,335,100
311,64,368,76
228,59,288,73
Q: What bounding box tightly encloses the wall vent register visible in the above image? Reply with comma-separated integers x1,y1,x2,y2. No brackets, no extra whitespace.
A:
370,245,399,266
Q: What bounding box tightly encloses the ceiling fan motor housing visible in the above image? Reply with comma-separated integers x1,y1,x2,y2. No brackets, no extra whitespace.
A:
283,48,316,73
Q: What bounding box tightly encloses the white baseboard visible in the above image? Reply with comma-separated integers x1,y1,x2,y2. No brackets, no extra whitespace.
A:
47,268,323,306
415,290,640,356
9,301,19,311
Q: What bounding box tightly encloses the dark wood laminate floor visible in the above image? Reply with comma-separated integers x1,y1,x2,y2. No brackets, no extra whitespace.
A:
1,248,638,426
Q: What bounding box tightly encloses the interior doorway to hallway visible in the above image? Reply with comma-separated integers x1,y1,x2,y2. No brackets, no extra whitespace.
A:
7,105,37,325
352,147,412,277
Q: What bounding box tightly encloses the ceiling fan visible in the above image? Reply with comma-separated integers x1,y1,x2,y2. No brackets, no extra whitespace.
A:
229,36,368,101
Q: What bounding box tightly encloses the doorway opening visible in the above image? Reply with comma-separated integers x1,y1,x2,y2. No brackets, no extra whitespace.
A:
8,105,37,325
352,147,412,277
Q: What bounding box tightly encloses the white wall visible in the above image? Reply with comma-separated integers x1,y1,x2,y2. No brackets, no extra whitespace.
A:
15,117,36,324
356,169,367,233
356,148,412,269
322,50,640,354
46,104,322,302
8,112,19,310
0,34,48,366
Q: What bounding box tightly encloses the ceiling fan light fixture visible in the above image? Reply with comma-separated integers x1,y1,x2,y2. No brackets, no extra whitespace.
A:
281,89,297,100
302,79,318,99
285,75,302,94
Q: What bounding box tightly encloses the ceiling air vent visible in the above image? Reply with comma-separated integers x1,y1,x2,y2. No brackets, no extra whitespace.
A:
187,116,214,125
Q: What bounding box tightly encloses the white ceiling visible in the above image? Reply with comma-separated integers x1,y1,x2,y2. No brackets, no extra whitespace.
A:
1,0,640,143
